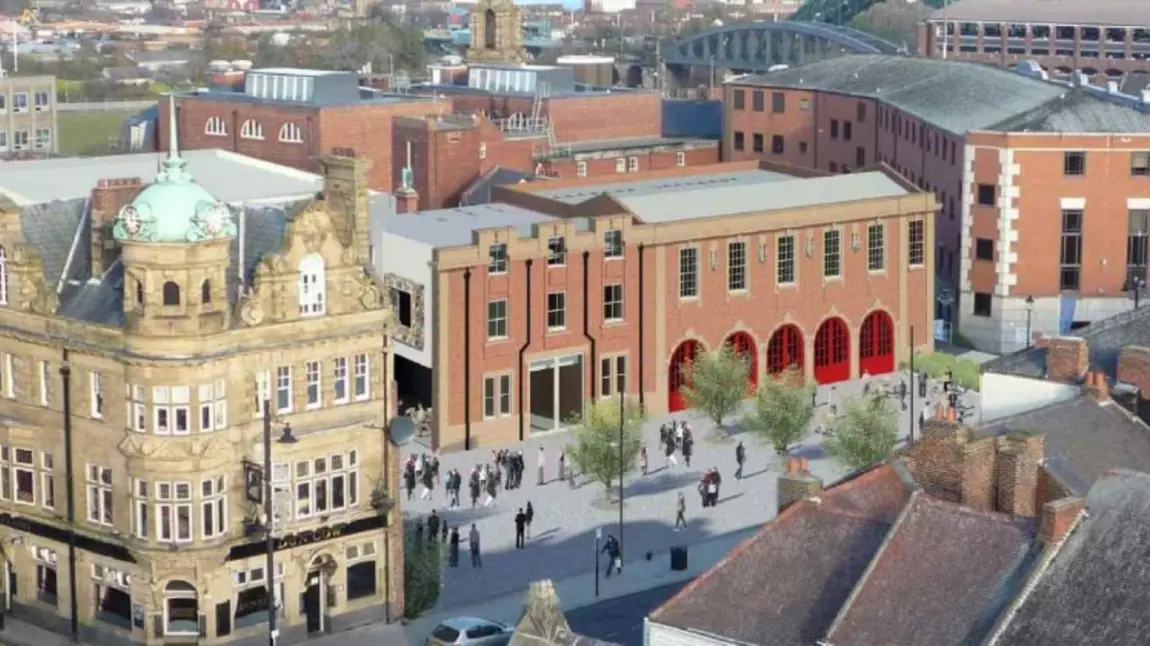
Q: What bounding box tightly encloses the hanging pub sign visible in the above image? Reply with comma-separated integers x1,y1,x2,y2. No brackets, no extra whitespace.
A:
243,461,263,504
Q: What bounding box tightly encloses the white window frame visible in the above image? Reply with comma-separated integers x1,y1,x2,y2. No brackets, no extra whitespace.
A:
199,380,227,432
305,360,321,410
604,230,624,259
576,161,587,177
479,142,487,159
85,464,113,526
127,384,147,432
679,247,699,299
615,158,626,173
676,151,686,167
156,481,193,544
824,229,843,279
38,360,49,407
40,452,54,510
12,447,34,505
777,235,796,285
205,116,228,137
253,371,270,419
279,122,303,143
627,156,639,172
600,355,627,398
487,300,508,339
353,354,370,401
89,371,103,419
547,291,566,330
728,240,747,291
333,358,349,405
482,375,512,418
240,119,264,140
276,367,293,413
288,451,358,519
153,386,191,435
603,283,624,322
200,476,227,540
867,223,885,271
133,479,148,539
298,253,326,316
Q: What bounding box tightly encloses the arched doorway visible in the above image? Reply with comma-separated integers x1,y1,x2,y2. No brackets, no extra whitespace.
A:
725,331,758,394
162,580,199,637
766,324,805,376
304,555,337,635
859,310,895,376
813,317,850,384
668,339,703,413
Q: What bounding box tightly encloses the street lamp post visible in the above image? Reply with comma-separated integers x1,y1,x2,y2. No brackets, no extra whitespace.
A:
1128,277,1146,309
59,351,79,643
617,389,624,572
909,326,916,444
1025,295,1035,349
594,528,602,598
262,399,297,646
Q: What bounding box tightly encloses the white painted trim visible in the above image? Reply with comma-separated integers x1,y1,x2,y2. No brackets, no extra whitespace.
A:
1060,197,1086,209
1129,198,1150,210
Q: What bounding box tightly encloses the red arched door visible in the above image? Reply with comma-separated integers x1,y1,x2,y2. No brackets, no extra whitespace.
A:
813,317,850,384
766,324,805,376
859,310,895,376
725,331,758,394
668,340,702,413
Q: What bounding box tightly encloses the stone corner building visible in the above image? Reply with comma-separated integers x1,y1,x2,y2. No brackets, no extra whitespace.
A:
0,111,402,644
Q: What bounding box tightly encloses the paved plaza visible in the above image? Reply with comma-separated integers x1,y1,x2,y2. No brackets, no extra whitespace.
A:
399,370,977,610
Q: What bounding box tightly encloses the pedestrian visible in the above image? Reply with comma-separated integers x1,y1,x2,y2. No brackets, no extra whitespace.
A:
558,450,566,482
415,519,424,545
710,467,722,505
682,427,694,468
525,501,534,539
427,510,441,545
441,522,449,545
735,441,745,480
918,370,928,397
449,527,460,567
665,432,678,468
514,508,527,549
430,454,441,486
469,468,480,508
404,460,416,501
420,465,434,501
674,491,687,531
600,534,621,578
484,467,498,507
538,447,547,485
640,444,649,476
469,524,482,568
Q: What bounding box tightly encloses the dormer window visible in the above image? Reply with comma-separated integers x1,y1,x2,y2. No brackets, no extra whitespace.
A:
201,280,212,304
298,253,325,317
163,282,181,306
204,117,227,137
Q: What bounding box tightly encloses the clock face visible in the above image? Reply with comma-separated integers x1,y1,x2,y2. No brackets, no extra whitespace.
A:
203,204,229,235
121,206,142,234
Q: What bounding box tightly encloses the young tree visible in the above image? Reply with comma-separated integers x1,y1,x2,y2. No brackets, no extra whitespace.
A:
680,344,750,429
403,526,444,618
566,397,645,502
823,394,900,471
742,367,815,456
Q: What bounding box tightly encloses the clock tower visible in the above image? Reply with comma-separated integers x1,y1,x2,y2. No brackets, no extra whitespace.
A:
115,95,236,338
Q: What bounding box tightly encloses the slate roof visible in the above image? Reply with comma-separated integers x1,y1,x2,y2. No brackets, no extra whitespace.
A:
979,397,1150,496
925,0,1150,28
459,166,537,206
648,464,913,646
736,54,1150,134
532,169,796,204
996,469,1150,646
826,493,1039,646
982,306,1150,380
384,203,579,248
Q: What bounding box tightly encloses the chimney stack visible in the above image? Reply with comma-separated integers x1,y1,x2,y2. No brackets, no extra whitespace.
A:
777,456,822,514
1038,497,1084,544
1117,346,1150,395
1044,336,1088,383
995,432,1045,517
1085,370,1109,402
90,178,143,276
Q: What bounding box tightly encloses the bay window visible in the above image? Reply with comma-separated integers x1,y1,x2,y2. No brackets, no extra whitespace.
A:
201,476,228,540
85,465,113,525
198,380,227,432
285,450,358,520
157,481,193,544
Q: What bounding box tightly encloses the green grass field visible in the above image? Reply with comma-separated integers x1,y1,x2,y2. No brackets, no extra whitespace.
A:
57,110,137,156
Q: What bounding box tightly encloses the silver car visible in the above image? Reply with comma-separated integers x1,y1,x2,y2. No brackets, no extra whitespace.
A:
426,617,514,646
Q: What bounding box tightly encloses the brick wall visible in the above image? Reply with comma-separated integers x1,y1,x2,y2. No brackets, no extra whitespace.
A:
1040,336,1089,382
1117,345,1150,394
996,433,1044,517
546,146,718,179
548,92,662,142
319,101,446,192
89,178,143,276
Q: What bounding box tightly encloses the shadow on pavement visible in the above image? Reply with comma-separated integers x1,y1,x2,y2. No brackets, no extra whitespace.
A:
792,443,828,461
623,471,700,498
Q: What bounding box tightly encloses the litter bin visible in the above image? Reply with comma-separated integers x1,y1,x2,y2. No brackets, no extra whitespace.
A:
670,546,688,571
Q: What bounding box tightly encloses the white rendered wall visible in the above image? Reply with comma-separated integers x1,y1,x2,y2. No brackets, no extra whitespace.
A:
373,226,435,368
979,373,1079,424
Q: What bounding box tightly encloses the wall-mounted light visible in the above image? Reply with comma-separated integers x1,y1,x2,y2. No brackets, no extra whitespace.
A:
805,235,815,257
850,232,861,252
758,242,768,263
709,249,718,270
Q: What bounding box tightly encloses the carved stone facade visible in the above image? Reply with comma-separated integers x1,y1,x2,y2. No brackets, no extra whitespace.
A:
383,273,426,351
0,148,403,645
468,0,526,64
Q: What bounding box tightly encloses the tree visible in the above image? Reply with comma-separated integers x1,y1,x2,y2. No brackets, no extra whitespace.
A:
403,527,444,618
680,344,749,429
823,394,900,471
742,367,815,456
848,1,931,51
566,397,645,501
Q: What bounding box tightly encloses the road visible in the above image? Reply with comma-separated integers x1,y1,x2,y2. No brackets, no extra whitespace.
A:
566,582,689,646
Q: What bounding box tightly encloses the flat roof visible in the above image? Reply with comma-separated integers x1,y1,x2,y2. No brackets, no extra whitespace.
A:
609,171,910,223
384,203,575,248
255,67,346,77
0,149,324,206
926,0,1150,28
533,169,798,204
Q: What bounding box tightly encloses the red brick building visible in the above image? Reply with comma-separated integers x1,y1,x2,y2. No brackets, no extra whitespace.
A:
159,68,447,191
724,54,1150,354
373,160,936,450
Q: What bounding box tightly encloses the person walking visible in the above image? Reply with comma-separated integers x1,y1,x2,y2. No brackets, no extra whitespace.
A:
448,527,460,567
640,444,649,476
469,524,482,568
735,441,746,480
674,491,687,531
537,447,547,485
514,508,527,549
525,501,535,539
682,426,694,468
600,534,621,578
665,432,678,468
427,510,441,545
558,450,566,482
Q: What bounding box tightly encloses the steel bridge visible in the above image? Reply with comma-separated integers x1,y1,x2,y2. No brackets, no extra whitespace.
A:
662,21,901,73
790,0,947,27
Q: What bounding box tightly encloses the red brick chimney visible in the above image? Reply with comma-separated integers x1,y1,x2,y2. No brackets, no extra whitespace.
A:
90,178,143,275
996,432,1045,517
1084,370,1110,402
1038,497,1084,544
1044,336,1088,382
777,456,822,514
395,189,419,214
1117,346,1150,395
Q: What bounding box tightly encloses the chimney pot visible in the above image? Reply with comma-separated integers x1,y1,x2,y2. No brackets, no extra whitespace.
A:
1039,496,1084,544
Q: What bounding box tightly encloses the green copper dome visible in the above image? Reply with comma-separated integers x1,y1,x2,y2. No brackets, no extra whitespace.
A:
112,95,237,244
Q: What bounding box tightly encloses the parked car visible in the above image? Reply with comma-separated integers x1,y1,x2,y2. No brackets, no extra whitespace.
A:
426,617,514,646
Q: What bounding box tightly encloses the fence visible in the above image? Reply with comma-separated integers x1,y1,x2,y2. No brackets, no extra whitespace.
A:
57,100,156,113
